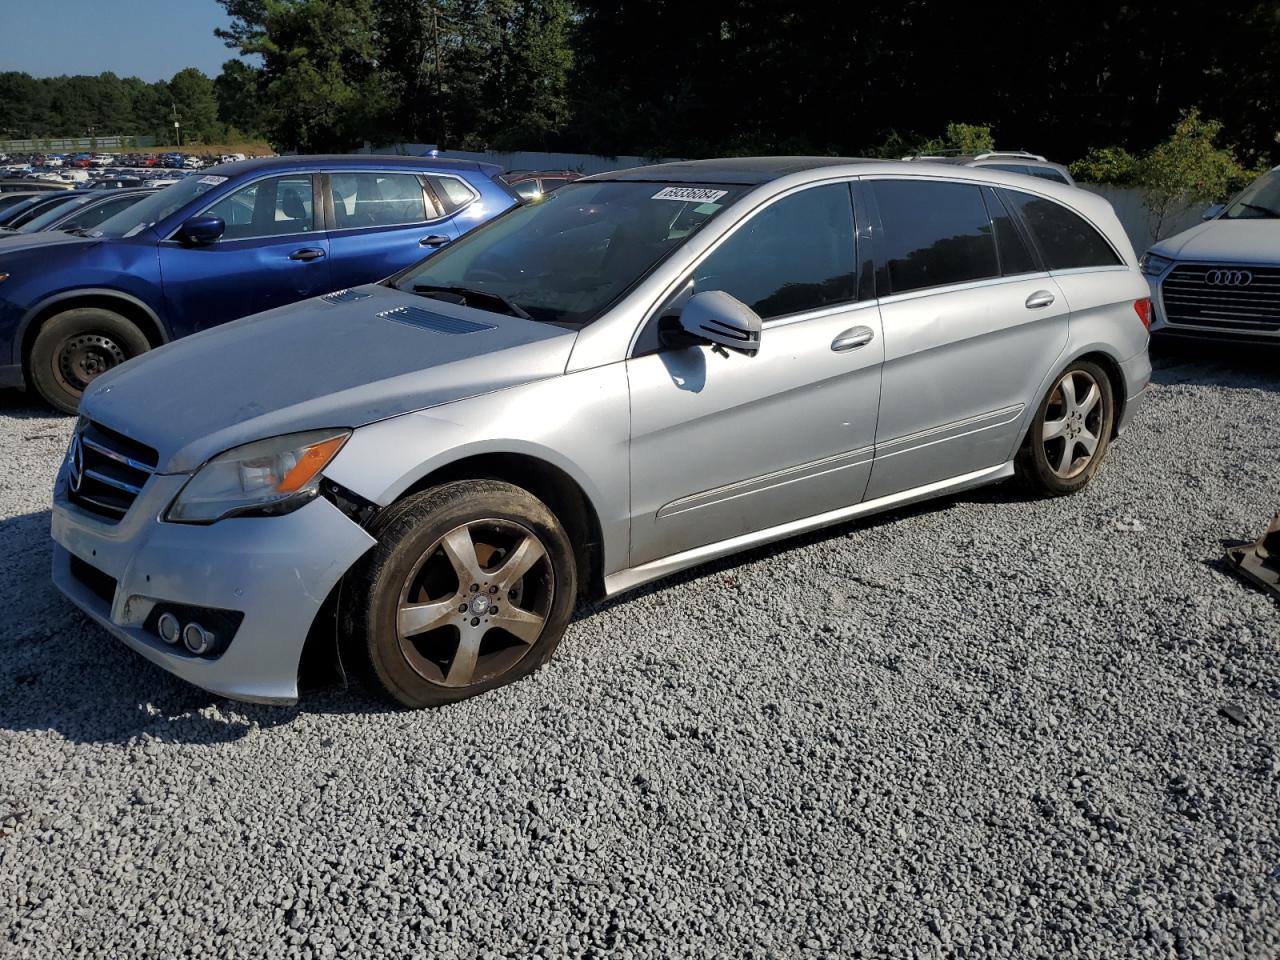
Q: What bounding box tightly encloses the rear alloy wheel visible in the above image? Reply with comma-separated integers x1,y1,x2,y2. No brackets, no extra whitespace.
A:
345,480,577,708
1017,360,1115,496
29,307,151,414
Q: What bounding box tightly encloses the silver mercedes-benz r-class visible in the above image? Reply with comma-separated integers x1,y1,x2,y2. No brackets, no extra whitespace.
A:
50,158,1152,708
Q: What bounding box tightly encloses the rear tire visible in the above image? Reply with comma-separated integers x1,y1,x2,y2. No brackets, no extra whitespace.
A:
343,480,577,708
1016,359,1115,497
28,307,151,415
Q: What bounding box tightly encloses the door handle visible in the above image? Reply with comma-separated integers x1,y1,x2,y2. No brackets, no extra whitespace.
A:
289,247,326,262
420,235,451,247
1025,290,1055,309
831,326,875,352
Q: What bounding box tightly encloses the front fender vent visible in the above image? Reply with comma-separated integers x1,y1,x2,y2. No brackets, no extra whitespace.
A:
321,288,373,304
375,305,495,335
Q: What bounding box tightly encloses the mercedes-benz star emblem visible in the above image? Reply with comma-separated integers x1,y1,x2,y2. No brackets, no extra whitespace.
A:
1205,269,1253,286
68,435,84,493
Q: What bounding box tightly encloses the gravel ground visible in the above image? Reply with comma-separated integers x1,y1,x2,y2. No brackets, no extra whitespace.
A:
1,341,1278,959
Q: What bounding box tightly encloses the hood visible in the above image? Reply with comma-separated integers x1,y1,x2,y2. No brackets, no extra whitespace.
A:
0,229,97,254
1150,218,1280,263
81,284,577,474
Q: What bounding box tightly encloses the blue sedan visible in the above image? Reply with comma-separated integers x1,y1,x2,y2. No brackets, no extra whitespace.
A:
0,155,519,412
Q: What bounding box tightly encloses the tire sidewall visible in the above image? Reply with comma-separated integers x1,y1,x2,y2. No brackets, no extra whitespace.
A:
29,307,151,415
1023,359,1115,496
352,481,578,708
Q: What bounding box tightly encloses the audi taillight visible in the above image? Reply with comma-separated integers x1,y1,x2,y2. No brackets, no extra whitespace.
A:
1133,298,1152,329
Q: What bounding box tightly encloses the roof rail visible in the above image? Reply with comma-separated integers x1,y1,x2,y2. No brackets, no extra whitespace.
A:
974,150,1047,162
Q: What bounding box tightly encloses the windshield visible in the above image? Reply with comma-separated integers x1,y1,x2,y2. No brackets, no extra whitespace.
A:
17,195,91,233
1222,169,1280,219
90,174,228,238
394,180,743,326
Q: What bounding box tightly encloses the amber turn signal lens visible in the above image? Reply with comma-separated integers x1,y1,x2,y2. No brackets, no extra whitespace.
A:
277,435,348,493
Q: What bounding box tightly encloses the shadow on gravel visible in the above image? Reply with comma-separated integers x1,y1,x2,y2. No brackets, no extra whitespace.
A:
0,507,351,746
1150,338,1280,391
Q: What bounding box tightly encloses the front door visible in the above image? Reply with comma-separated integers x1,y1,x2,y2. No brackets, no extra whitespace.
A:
158,173,330,337
627,182,883,566
863,178,1070,499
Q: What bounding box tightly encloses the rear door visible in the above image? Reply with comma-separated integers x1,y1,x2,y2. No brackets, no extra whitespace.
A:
157,173,330,333
323,170,451,290
864,177,1070,499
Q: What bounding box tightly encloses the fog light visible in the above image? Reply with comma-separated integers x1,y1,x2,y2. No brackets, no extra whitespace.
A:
182,622,215,655
156,612,181,645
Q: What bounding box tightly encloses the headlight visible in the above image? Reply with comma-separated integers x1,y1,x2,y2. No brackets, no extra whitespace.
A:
1139,252,1174,277
166,429,350,523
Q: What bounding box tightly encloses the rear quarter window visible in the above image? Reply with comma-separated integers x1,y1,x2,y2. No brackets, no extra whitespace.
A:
999,190,1121,270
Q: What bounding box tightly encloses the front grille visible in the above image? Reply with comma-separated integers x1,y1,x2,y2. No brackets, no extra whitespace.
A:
68,420,159,522
69,554,117,607
1162,264,1280,332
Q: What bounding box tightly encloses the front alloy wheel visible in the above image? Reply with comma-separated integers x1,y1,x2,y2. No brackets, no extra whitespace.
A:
396,519,554,689
345,480,577,708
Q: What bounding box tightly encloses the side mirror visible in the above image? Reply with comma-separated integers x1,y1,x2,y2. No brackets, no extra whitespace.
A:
178,215,225,246
1201,203,1226,221
661,290,762,357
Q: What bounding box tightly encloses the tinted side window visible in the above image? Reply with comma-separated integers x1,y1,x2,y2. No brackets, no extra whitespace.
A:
330,172,427,229
1001,190,1121,270
1026,166,1070,185
511,180,541,201
206,175,315,240
64,194,144,231
692,182,857,320
985,163,1030,177
981,187,1037,276
871,180,999,294
425,175,477,215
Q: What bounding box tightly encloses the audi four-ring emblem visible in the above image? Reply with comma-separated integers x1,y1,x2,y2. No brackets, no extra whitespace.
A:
1205,269,1253,286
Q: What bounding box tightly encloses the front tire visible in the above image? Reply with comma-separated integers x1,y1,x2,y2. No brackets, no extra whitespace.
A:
1016,359,1115,496
344,480,578,708
29,307,151,414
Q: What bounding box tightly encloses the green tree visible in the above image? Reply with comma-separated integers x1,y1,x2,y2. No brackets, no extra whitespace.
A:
168,68,220,142
1140,108,1250,239
1069,146,1141,185
217,0,392,151
214,59,267,136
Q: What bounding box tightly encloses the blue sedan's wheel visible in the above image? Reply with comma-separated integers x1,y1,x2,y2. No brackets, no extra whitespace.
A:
29,307,150,415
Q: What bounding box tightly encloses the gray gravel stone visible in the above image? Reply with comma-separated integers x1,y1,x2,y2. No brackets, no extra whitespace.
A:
0,341,1278,959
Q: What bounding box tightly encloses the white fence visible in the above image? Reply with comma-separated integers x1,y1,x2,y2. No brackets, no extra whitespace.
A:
0,135,152,153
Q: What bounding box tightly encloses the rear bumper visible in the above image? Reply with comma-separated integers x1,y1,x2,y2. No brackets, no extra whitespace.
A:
50,464,376,704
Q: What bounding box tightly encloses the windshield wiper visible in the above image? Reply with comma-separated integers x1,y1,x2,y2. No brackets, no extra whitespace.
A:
411,283,532,320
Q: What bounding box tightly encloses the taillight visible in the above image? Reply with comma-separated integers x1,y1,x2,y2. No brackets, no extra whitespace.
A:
1133,297,1152,329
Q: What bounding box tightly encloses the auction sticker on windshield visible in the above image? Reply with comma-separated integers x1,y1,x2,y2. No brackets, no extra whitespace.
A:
198,175,228,185
652,187,728,203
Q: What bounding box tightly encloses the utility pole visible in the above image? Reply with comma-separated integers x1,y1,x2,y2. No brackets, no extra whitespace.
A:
170,101,182,148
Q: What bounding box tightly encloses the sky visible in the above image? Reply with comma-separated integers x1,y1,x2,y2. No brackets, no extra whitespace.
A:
0,0,245,81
